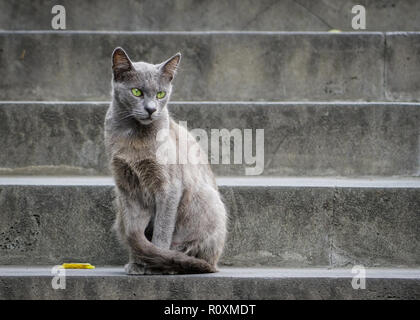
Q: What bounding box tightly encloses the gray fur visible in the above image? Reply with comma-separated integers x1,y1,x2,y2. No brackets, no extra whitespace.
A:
104,47,227,274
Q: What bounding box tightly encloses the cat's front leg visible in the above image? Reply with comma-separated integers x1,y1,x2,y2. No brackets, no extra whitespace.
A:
124,249,147,275
118,194,151,274
151,185,182,249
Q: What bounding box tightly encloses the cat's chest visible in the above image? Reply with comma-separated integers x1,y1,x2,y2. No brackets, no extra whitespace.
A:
132,158,167,192
113,155,167,205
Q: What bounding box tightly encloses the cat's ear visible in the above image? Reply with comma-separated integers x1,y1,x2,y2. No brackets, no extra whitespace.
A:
159,53,181,82
112,47,134,81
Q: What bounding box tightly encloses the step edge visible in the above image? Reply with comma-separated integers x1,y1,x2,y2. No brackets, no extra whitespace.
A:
0,266,419,279
1,176,420,188
2,100,420,106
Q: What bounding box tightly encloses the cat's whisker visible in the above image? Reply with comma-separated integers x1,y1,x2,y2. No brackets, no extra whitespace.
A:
116,112,135,121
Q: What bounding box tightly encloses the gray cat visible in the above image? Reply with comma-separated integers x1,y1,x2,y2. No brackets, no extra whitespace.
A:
104,47,227,274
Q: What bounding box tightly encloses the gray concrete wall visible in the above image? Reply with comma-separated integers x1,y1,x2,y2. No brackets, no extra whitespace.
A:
1,0,419,31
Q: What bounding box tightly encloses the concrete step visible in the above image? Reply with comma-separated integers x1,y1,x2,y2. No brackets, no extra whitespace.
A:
0,266,419,300
1,0,419,32
2,32,418,101
0,176,419,268
0,31,397,101
1,101,419,177
385,32,420,101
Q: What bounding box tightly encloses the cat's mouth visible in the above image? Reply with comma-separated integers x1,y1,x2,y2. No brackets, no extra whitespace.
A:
139,119,153,125
135,116,154,125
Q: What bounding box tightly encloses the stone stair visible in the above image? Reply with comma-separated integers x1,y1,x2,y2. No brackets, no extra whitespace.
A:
0,0,419,300
2,31,420,102
0,101,419,176
1,267,419,300
0,176,419,268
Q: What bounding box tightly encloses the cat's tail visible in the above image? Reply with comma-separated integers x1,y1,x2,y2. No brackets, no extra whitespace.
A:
127,231,217,274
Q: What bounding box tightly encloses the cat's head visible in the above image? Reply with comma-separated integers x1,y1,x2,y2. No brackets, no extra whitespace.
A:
111,47,181,125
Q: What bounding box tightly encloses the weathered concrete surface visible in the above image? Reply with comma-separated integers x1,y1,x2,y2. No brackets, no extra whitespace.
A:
1,102,419,177
0,102,106,176
0,267,419,300
0,184,125,265
0,182,332,267
0,32,385,101
0,177,419,268
331,188,420,267
1,0,420,31
385,33,420,102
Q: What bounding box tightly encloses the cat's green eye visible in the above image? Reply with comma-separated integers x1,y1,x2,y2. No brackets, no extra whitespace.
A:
156,91,166,99
131,88,143,97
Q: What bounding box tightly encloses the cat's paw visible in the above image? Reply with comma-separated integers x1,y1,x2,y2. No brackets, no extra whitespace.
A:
143,267,177,275
124,263,146,275
124,263,179,275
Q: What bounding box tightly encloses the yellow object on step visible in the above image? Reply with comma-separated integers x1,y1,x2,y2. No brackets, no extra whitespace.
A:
62,263,95,269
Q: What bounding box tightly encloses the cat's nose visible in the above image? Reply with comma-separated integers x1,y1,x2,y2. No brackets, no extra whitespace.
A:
145,105,157,115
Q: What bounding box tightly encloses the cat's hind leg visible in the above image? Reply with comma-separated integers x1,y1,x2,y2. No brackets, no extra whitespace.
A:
174,186,227,270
